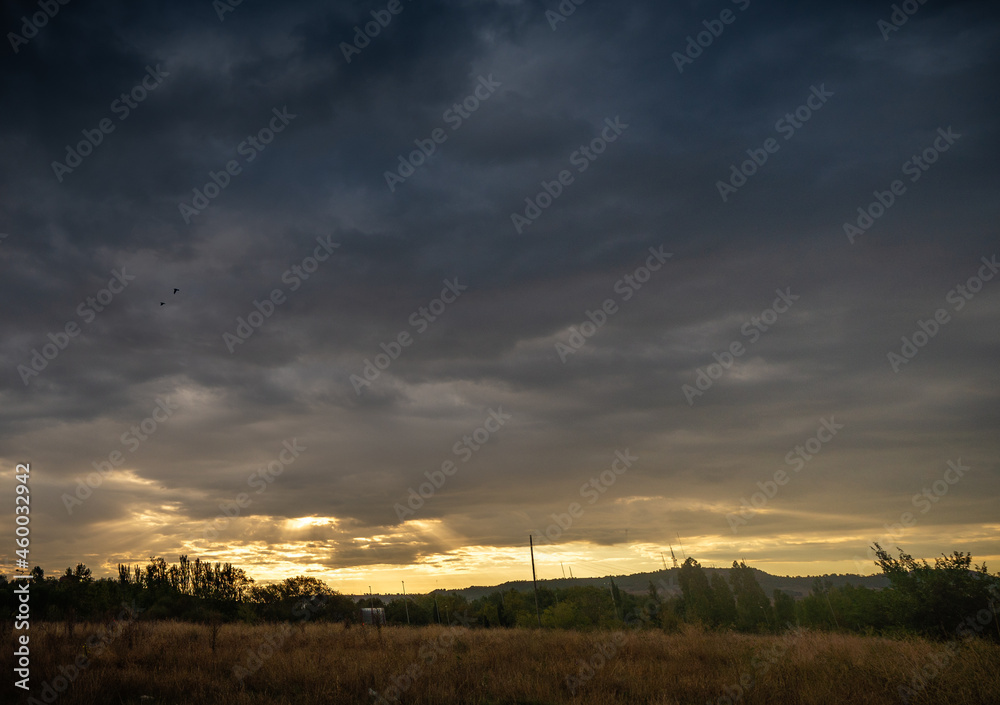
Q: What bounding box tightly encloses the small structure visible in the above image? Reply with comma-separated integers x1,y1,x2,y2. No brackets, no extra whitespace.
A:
360,607,386,626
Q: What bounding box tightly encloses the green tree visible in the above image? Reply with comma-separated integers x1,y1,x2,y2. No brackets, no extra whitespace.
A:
797,578,836,630
709,572,737,628
542,600,583,629
63,564,92,582
773,589,795,627
873,543,1000,639
678,557,713,624
609,579,623,621
272,575,334,598
729,561,773,632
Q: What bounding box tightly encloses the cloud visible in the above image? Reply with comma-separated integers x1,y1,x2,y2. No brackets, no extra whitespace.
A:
1,0,998,591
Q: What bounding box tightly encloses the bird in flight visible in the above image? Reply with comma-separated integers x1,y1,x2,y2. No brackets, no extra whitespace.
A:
161,289,179,306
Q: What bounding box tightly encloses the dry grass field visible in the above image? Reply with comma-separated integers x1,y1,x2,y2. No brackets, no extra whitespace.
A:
5,621,1000,704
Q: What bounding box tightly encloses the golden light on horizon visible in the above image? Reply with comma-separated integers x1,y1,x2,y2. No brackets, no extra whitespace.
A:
76,498,1000,595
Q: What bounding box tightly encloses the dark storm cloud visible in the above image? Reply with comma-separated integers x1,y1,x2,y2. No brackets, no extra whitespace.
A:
1,0,998,586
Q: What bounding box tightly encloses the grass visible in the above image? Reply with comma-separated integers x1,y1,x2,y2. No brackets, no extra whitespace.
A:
4,621,1000,704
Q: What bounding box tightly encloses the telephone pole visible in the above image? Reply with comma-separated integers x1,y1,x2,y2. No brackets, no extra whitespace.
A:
530,535,542,628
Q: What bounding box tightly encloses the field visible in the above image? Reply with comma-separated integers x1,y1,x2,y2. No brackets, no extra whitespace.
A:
5,621,1000,704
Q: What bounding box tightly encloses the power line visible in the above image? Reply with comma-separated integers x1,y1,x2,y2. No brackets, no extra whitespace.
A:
536,550,630,576
531,547,643,580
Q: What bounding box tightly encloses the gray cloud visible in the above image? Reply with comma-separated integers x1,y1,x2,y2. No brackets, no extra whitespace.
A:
1,0,998,591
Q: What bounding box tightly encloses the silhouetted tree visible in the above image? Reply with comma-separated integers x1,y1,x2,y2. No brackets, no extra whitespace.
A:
709,572,737,628
729,561,772,632
873,543,1000,639
678,558,713,624
773,589,795,627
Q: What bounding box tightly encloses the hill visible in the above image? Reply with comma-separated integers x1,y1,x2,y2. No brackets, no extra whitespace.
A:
431,566,889,601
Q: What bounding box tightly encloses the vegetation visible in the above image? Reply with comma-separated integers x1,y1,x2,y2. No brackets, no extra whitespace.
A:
2,543,998,643
3,544,999,703
3,621,999,704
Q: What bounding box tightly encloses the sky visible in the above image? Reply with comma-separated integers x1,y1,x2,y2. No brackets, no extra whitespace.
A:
1,0,998,595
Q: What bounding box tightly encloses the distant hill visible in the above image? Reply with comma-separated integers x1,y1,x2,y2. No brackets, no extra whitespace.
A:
430,567,889,601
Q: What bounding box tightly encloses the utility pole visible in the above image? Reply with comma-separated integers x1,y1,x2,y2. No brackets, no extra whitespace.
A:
402,581,410,626
530,535,542,628
825,592,840,630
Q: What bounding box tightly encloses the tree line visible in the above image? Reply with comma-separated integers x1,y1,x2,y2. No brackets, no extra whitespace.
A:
1,544,997,641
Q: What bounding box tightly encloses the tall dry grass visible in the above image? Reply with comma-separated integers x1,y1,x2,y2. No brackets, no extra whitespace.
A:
4,620,999,704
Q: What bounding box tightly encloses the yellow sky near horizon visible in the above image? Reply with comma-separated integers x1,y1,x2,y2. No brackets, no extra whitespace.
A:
27,515,997,595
